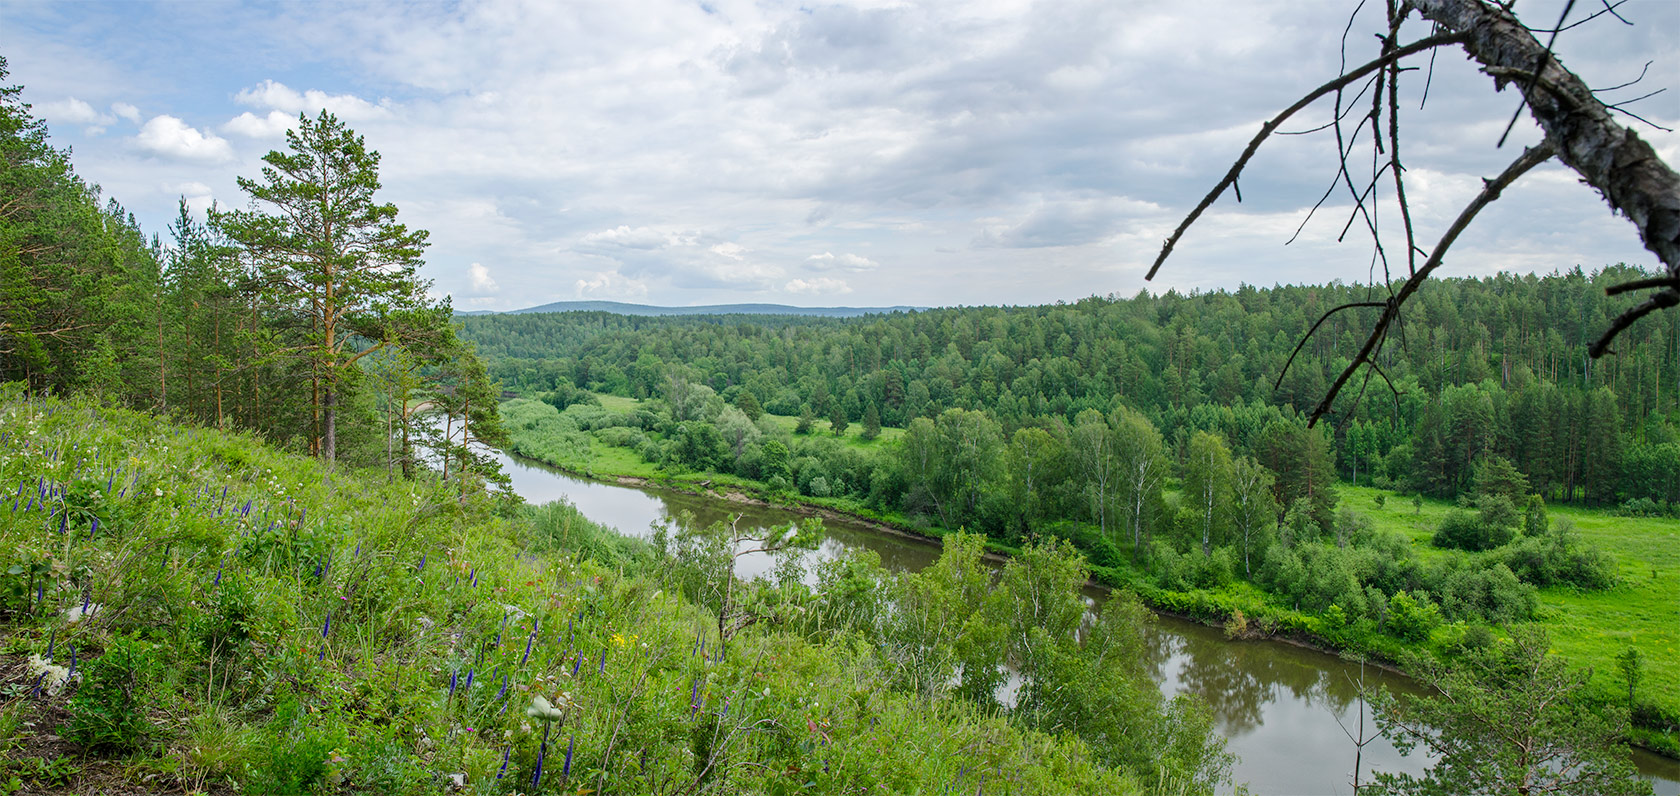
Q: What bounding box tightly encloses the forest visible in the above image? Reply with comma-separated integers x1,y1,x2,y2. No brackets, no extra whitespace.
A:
460,272,1680,755
0,60,505,486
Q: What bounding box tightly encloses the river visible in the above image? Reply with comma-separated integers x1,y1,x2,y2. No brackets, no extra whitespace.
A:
495,450,1680,795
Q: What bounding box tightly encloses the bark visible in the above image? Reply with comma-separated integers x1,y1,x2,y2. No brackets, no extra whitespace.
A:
1411,0,1680,353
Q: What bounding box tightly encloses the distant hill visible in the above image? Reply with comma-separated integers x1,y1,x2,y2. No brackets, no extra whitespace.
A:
485,300,924,318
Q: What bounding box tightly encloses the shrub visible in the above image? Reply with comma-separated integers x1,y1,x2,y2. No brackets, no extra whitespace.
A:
1502,518,1617,590
1386,590,1440,643
66,634,158,753
1437,563,1535,625
1432,509,1511,552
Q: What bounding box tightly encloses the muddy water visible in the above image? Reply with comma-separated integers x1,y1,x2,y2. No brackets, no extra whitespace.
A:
497,451,1680,795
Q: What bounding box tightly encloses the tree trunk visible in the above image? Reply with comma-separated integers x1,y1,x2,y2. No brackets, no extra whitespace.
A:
323,385,336,464
1412,0,1680,350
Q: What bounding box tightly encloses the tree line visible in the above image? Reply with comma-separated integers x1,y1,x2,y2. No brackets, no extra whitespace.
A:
462,269,1680,511
0,61,502,483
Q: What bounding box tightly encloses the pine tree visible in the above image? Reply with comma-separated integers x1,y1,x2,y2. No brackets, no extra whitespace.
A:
861,402,881,441
216,111,434,463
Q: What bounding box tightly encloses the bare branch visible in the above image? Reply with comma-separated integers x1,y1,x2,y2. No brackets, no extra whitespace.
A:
1274,301,1388,391
1308,142,1555,426
1411,0,1680,357
1495,0,1575,149
1146,32,1469,280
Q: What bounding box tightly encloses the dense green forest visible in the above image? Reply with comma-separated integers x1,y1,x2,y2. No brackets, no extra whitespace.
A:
460,271,1680,511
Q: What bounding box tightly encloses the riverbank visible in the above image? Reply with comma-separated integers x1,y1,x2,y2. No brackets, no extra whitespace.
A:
502,415,1680,761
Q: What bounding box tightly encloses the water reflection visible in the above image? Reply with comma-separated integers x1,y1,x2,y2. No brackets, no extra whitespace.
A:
495,451,1680,795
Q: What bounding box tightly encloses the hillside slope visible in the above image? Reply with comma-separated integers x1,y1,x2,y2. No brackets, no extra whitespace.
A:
0,392,1146,794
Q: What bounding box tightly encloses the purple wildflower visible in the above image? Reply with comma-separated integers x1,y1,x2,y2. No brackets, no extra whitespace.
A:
449,669,458,698
497,674,509,701
464,667,474,692
88,517,97,537
521,633,534,666
418,553,426,572
561,736,574,781
571,655,581,677
497,747,510,779
321,611,332,638
531,723,550,790
598,648,607,674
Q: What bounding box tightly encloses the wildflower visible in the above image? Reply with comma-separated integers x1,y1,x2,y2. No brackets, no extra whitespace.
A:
64,602,101,624
25,654,71,696
497,746,510,779
561,736,574,781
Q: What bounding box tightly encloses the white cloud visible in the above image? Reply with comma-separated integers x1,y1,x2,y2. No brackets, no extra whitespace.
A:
222,110,297,138
786,277,852,295
805,252,878,271
580,225,679,250
165,181,216,217
468,262,499,293
575,270,649,299
135,115,235,163
110,102,141,123
234,79,389,119
38,97,115,130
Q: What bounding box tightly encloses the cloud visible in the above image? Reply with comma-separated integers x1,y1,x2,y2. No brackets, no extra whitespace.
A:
805,252,878,271
234,79,390,119
165,181,216,217
786,277,852,295
579,225,680,250
978,196,1162,249
467,262,499,293
110,102,141,123
38,97,115,132
222,110,297,138
135,115,235,163
575,269,649,299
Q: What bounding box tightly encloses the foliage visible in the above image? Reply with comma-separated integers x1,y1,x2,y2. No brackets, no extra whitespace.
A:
1371,627,1650,796
65,633,157,753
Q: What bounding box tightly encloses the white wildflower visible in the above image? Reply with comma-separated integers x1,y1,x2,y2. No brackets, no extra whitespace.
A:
26,654,72,696
64,602,102,624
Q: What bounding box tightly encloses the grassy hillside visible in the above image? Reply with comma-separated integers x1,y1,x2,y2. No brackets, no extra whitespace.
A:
0,392,1150,794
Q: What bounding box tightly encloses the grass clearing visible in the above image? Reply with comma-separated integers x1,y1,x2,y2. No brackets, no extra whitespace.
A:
1345,484,1679,722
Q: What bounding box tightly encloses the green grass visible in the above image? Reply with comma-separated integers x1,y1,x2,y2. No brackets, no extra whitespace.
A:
0,393,1149,795
1344,485,1679,724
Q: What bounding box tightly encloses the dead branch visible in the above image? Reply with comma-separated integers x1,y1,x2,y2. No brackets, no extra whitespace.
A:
1146,31,1470,280
1309,142,1556,425
1410,0,1680,355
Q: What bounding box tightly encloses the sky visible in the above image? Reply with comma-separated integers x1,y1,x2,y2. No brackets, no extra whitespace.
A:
4,0,1677,310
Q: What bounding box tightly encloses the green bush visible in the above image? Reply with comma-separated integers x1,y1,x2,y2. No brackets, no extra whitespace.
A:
1386,590,1441,643
66,633,158,753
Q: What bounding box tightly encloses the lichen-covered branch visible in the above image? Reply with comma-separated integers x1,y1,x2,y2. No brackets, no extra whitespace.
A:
1409,0,1680,356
